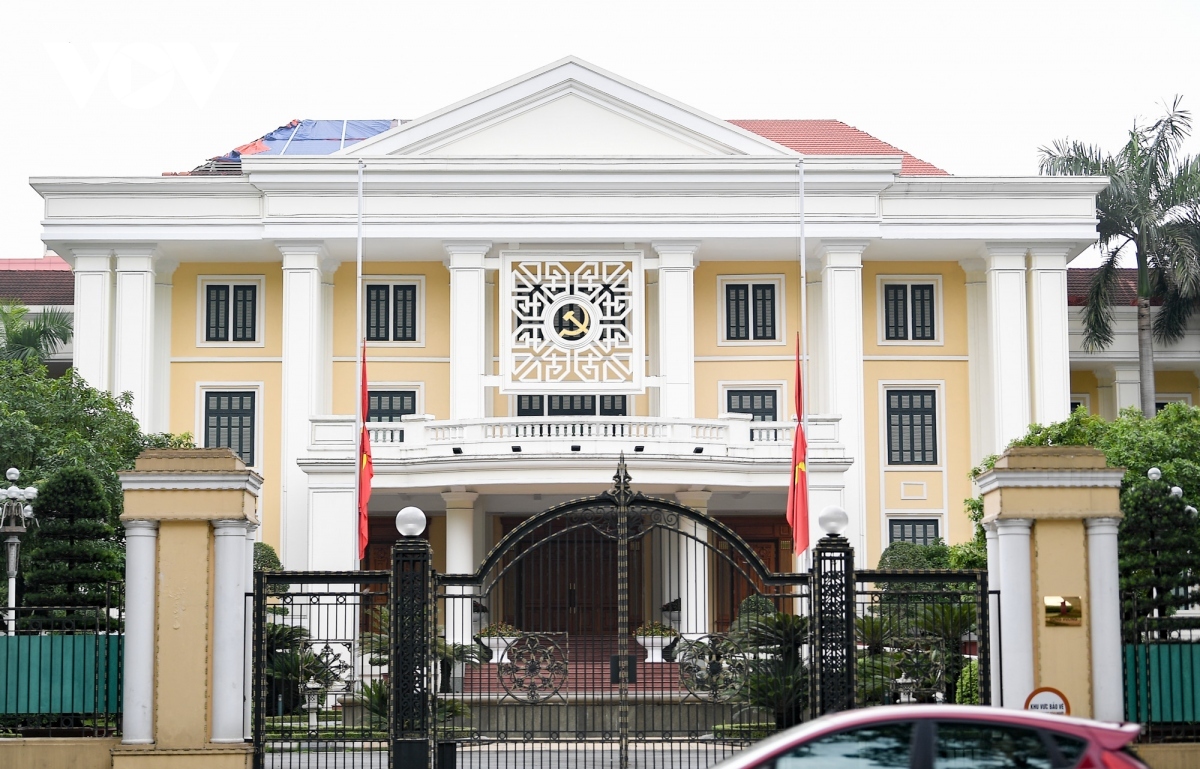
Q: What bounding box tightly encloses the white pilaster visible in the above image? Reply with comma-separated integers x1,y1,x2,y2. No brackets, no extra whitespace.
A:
805,267,825,416
984,521,1001,706
1027,247,1072,426
961,258,994,465
1112,365,1141,414
152,260,177,434
984,246,1031,449
1086,517,1123,722
652,242,699,419
443,490,480,647
70,248,115,391
278,242,330,570
645,270,661,417
445,242,492,420
121,520,158,745
675,490,712,637
995,517,1035,709
113,249,158,427
211,520,249,742
818,241,868,555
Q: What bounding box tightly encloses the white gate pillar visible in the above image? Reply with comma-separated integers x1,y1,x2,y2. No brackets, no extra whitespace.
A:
1086,517,1124,721
121,520,158,744
212,520,249,743
994,518,1035,709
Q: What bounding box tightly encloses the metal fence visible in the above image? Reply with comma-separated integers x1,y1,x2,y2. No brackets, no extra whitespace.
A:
1123,594,1200,742
0,584,124,737
251,571,391,769
853,570,991,709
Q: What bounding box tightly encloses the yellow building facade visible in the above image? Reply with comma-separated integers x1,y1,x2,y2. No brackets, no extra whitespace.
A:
35,58,1106,586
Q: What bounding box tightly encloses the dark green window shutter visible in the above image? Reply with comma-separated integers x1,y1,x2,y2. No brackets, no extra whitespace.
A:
884,284,908,340
889,518,940,545
599,395,627,416
752,284,776,340
548,394,595,416
886,389,937,465
726,284,749,340
393,284,417,342
232,285,257,342
206,285,229,342
204,391,255,466
517,395,544,416
366,285,389,341
726,389,778,421
910,284,935,341
367,390,417,422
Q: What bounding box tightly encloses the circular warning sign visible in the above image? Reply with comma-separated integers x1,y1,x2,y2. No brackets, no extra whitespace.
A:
1024,687,1070,716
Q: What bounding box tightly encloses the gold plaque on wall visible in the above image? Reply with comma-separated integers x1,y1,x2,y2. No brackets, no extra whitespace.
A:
1044,596,1083,626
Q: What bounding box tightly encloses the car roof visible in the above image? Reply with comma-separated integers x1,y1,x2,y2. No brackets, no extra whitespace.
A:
717,705,1141,768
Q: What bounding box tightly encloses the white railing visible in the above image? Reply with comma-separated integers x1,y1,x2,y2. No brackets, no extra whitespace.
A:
311,413,844,462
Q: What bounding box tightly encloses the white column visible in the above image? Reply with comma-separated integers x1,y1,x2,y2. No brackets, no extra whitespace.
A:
70,248,114,391
243,523,258,741
445,242,492,420
278,242,330,570
122,520,158,745
152,260,177,434
1086,517,1123,722
645,270,661,417
961,259,994,465
984,246,1031,449
984,522,1002,706
211,520,249,742
113,249,158,428
818,241,868,555
653,242,699,419
1112,365,1141,414
995,517,1035,709
1027,247,1072,426
443,490,479,647
805,267,825,416
675,491,712,637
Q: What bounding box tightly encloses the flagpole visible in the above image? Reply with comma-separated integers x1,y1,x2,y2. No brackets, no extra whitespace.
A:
797,158,809,572
354,160,365,562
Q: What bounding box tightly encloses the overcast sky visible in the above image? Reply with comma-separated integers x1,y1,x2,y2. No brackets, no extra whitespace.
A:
4,0,1199,266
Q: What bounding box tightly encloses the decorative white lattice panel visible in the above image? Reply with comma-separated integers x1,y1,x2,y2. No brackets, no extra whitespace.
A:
500,251,644,393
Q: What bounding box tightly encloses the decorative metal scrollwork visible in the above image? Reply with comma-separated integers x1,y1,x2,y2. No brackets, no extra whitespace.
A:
675,633,748,702
497,633,568,702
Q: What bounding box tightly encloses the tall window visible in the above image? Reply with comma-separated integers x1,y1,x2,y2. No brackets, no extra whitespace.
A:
882,281,937,342
204,283,258,342
886,389,937,465
204,391,255,466
720,277,782,343
365,282,419,342
516,394,628,417
368,390,417,422
889,518,940,546
727,389,778,421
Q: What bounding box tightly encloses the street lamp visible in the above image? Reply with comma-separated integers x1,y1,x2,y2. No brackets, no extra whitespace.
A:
1,468,38,634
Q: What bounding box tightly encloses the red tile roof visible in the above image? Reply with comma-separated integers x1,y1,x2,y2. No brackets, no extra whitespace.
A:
1067,268,1157,307
731,119,948,176
0,270,74,305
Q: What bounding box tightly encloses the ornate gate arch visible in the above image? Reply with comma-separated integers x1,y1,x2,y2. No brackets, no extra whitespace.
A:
428,457,815,769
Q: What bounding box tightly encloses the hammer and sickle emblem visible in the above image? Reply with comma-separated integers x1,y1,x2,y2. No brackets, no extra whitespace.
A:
559,309,589,338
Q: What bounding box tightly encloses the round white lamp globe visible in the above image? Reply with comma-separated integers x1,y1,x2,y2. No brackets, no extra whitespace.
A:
1171,486,1184,498
1148,467,1163,481
24,487,36,501
5,468,18,482
818,505,849,536
1187,506,1198,517
395,506,427,537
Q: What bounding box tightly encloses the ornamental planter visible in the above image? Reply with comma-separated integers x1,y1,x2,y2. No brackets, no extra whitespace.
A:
480,636,518,664
635,635,673,664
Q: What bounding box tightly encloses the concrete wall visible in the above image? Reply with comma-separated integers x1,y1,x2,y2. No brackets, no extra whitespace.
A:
0,738,117,769
1134,744,1200,769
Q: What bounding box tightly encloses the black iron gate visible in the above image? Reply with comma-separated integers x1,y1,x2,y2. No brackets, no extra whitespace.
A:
251,458,991,769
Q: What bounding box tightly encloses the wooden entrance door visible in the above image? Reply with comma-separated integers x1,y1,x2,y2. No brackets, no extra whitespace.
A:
714,516,792,630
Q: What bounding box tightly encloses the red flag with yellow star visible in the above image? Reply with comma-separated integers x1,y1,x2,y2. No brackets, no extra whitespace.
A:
358,341,373,561
787,334,810,555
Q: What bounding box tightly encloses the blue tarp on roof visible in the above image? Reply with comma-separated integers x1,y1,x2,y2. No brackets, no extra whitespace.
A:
214,119,394,160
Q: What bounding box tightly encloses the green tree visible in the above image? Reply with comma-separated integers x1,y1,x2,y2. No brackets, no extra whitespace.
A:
1039,99,1200,416
0,359,191,528
0,299,73,363
22,467,122,610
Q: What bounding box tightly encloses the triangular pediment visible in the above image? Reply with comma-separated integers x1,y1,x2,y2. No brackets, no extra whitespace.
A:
344,57,794,158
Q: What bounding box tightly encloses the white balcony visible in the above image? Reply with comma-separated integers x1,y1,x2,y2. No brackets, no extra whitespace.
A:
308,413,848,467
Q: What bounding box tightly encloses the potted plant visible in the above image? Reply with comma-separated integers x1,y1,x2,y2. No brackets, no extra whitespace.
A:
633,620,679,663
661,597,681,625
476,622,520,664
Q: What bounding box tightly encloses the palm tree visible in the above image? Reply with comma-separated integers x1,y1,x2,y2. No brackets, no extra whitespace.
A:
0,299,73,363
1039,98,1200,416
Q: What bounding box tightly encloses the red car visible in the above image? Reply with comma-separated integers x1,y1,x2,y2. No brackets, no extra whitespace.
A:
713,705,1147,769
